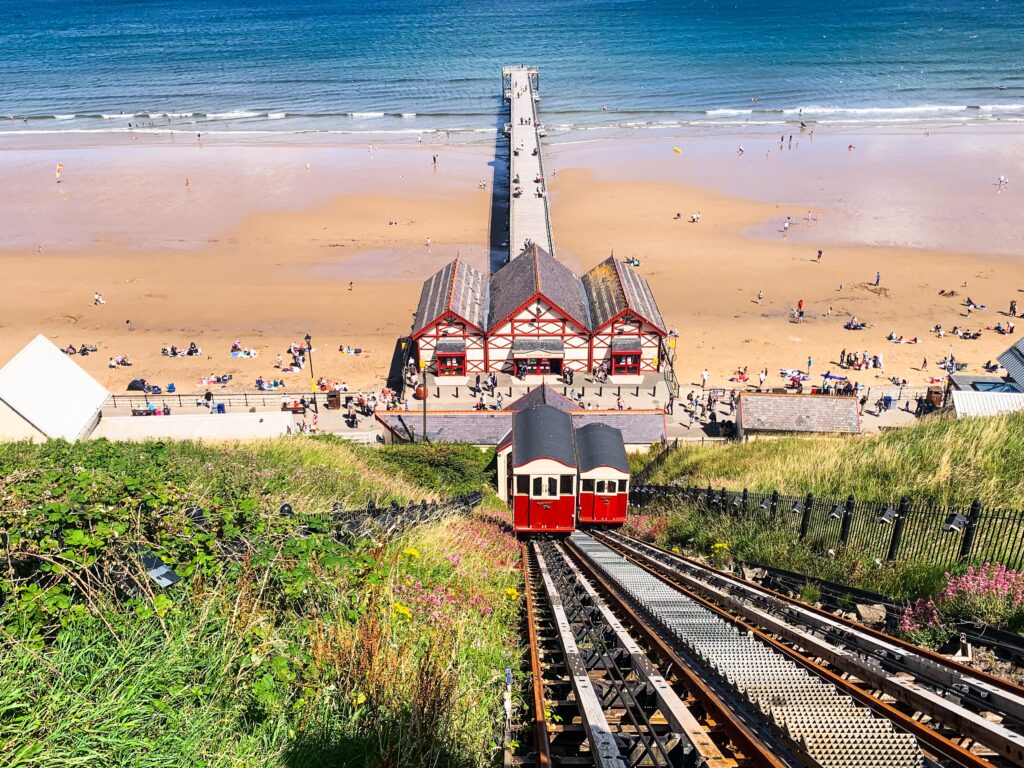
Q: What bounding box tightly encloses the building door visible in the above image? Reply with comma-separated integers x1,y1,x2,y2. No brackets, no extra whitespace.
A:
437,353,466,376
611,352,640,375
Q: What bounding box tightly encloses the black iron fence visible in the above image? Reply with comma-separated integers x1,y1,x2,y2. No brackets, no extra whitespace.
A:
629,484,1024,569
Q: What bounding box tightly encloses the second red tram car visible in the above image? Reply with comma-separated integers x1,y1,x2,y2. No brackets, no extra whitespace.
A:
575,423,630,526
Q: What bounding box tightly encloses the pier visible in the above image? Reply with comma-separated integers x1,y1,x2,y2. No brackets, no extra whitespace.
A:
503,66,554,261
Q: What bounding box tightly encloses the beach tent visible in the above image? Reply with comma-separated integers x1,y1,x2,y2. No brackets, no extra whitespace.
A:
0,335,111,442
127,378,148,392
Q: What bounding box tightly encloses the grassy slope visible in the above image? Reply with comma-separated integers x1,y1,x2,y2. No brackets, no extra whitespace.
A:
646,413,1024,509
0,437,517,768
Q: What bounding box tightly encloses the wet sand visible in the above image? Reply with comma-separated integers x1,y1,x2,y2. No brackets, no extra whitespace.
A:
1,128,1022,395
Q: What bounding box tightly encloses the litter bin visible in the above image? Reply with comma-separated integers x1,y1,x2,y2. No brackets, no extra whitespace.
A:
883,395,893,411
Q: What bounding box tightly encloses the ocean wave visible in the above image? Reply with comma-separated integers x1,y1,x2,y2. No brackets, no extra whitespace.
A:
204,110,261,120
400,112,416,118
266,112,287,119
349,111,385,118
53,114,76,120
781,104,971,116
705,108,753,116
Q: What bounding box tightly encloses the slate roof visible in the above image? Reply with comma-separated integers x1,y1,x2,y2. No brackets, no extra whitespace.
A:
506,384,578,413
489,244,590,331
998,338,1024,387
512,405,576,468
582,257,667,334
376,409,666,446
575,423,629,474
412,258,489,336
737,393,860,434
571,413,665,446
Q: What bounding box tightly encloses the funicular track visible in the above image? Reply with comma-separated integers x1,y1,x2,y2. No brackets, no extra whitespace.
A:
522,540,785,767
579,530,1024,768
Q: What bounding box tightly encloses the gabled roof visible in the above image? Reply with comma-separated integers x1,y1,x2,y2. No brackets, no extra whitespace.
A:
582,257,667,334
506,383,577,413
0,335,110,440
512,404,576,468
412,258,489,336
998,338,1024,386
488,244,590,332
575,422,629,474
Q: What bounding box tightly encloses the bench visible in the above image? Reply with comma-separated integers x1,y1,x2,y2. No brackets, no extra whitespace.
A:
281,403,307,414
131,409,157,416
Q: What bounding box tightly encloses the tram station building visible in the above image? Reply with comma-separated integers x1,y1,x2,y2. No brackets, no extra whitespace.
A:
410,245,668,381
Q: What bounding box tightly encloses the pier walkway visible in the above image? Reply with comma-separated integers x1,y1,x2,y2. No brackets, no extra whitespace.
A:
503,66,554,262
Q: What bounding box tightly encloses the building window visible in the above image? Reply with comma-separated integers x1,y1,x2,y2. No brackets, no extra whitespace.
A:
611,351,641,375
437,354,465,376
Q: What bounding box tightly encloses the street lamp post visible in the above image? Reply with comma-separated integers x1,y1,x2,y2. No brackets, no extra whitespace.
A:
304,333,318,414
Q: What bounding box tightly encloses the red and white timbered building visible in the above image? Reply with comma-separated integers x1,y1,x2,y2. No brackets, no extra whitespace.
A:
411,246,668,379
582,256,668,376
486,245,591,376
411,258,489,380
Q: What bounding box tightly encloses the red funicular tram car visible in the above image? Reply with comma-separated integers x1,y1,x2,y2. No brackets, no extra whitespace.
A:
498,405,578,535
498,403,631,536
575,423,629,527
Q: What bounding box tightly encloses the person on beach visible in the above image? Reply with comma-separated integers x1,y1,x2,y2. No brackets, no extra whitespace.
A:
758,369,767,389
1010,299,1018,317
756,290,763,304
701,368,709,389
816,249,823,262
432,153,437,166
737,145,744,156
348,281,353,292
874,271,881,286
93,291,105,306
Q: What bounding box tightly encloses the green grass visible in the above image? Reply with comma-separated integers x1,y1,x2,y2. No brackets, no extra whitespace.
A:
0,438,520,768
645,413,1024,509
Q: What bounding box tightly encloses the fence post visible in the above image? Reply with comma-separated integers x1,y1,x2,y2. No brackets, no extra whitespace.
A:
705,484,713,509
886,496,910,562
718,487,728,512
959,499,982,561
839,494,855,546
741,488,749,516
769,490,780,516
799,492,814,540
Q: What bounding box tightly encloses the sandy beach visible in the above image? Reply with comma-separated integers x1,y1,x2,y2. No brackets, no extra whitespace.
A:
1,126,1022,396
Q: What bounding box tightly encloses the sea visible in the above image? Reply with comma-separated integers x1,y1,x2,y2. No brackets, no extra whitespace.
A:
1,0,1022,140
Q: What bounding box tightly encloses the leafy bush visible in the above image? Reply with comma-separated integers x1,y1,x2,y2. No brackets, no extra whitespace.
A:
0,438,521,768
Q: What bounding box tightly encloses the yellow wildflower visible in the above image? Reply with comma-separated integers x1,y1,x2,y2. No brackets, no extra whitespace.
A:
393,602,412,619
505,587,520,600
403,547,421,559
351,691,367,705
712,542,729,550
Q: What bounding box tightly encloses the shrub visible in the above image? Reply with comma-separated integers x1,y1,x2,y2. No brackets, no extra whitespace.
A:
936,563,1024,630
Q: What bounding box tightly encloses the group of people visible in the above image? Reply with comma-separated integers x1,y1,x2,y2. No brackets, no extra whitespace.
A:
230,340,258,357
63,343,98,356
838,348,885,371
162,341,202,357
107,354,134,368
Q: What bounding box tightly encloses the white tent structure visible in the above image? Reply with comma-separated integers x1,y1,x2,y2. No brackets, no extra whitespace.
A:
0,335,110,442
